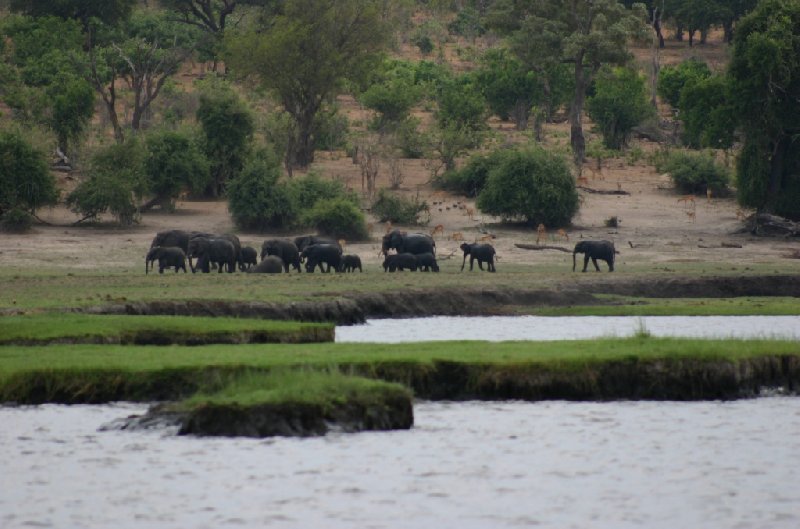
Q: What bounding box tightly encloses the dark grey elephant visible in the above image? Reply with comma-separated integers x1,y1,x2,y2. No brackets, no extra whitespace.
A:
150,230,191,253
573,240,615,272
302,244,342,273
262,239,302,273
294,235,340,253
460,243,496,272
381,230,435,256
249,256,284,274
415,252,439,272
340,254,363,272
383,253,418,272
188,237,237,273
239,246,258,271
146,246,187,274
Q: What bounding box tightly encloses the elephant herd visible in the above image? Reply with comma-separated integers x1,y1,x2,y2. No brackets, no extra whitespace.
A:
146,229,616,275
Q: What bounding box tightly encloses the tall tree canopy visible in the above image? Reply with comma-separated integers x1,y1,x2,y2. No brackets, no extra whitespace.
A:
729,0,800,219
226,0,390,169
489,0,647,166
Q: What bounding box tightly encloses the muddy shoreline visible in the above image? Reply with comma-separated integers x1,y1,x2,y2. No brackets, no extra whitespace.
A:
74,274,800,324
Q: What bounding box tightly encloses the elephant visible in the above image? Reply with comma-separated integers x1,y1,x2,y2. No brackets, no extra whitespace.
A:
249,255,284,274
383,253,418,272
188,237,237,273
302,244,342,273
239,246,258,271
187,232,240,271
145,246,187,274
573,240,616,272
460,243,496,272
261,239,302,273
294,235,340,253
340,254,363,273
415,252,439,272
381,230,435,256
151,230,213,254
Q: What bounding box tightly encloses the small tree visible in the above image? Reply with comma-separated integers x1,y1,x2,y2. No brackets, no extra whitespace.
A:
0,128,58,219
662,150,730,194
656,58,711,110
587,67,655,150
196,76,254,196
67,140,148,225
226,152,296,230
677,74,735,149
477,147,579,227
144,129,210,211
371,189,429,224
301,197,369,240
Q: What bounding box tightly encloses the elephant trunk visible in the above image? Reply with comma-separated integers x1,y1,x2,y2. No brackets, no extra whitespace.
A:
145,257,149,274
572,250,577,272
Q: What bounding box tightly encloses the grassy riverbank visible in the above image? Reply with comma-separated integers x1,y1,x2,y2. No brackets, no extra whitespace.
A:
2,337,799,404
0,314,333,345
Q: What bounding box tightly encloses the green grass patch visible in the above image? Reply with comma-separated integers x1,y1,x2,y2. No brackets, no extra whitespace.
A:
527,296,800,316
0,314,333,345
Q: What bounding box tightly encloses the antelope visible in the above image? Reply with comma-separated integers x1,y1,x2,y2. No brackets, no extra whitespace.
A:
465,206,475,221
677,195,696,208
706,188,713,202
430,224,445,238
450,232,464,242
385,221,393,234
685,210,696,223
338,239,347,251
536,223,547,244
479,233,495,242
556,229,569,242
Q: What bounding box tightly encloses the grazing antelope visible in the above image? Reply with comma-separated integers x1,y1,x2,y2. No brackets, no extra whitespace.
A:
450,232,464,242
536,223,547,244
677,195,696,208
685,209,696,223
479,233,495,242
430,224,445,238
556,229,569,242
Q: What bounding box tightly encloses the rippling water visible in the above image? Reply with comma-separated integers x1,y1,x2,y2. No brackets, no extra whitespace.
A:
335,315,800,342
2,399,800,529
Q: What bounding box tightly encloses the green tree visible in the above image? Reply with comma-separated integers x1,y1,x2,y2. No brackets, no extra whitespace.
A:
227,151,296,230
301,197,369,240
587,66,654,150
490,0,647,165
9,0,135,35
360,61,421,132
657,58,711,110
0,128,58,217
677,74,735,149
67,140,148,225
195,76,254,197
226,0,390,169
477,147,579,227
144,129,210,211
729,0,800,219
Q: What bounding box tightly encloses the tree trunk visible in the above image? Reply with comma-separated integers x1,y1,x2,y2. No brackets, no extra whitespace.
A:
766,136,789,210
570,58,587,167
106,100,124,143
511,99,530,131
675,26,683,41
290,105,319,169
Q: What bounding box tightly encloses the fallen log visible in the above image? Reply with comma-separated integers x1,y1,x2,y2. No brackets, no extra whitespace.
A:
697,242,743,249
515,243,571,253
577,186,630,195
751,214,800,237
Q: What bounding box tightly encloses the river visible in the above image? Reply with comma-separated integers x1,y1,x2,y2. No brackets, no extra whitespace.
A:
2,398,799,529
335,315,800,342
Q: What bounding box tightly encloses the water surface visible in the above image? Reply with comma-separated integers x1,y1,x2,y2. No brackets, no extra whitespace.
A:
335,315,800,342
2,399,799,529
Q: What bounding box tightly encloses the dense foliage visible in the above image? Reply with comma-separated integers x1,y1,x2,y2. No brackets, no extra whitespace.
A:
656,58,712,110
587,67,655,150
226,152,293,230
144,129,209,210
0,128,58,218
660,150,730,194
476,147,579,226
438,148,512,198
371,189,429,224
301,198,369,240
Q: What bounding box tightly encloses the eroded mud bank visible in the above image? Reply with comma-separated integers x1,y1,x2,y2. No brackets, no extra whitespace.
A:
75,274,800,324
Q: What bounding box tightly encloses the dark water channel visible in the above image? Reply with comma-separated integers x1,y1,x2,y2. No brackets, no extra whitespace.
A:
2,398,800,529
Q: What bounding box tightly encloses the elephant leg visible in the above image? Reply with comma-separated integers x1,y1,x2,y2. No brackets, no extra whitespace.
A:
591,257,601,271
460,255,467,271
582,254,590,272
470,257,475,271
489,260,496,272
478,260,485,271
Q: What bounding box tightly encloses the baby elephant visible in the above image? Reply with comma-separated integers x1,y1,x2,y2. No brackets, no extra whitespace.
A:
573,240,615,272
460,242,496,272
340,254,363,272
239,246,258,271
249,255,284,274
383,253,418,272
416,252,439,272
146,246,187,274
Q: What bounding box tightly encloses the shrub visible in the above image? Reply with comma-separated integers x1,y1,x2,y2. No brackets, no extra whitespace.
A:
436,77,487,132
360,74,421,131
0,128,58,217
66,140,148,225
447,8,485,39
0,207,33,233
301,197,369,240
313,105,349,151
227,151,297,231
144,128,209,210
390,116,428,159
286,172,356,211
371,189,429,224
438,148,510,197
586,67,654,150
476,147,579,226
662,150,730,194
657,58,711,110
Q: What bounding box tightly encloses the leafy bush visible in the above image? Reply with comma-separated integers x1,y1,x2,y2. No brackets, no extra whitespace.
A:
301,197,369,240
662,150,730,194
436,77,487,132
66,140,147,225
447,8,485,39
657,58,711,109
472,48,543,129
144,128,209,210
313,105,349,151
226,151,296,231
0,128,58,217
286,172,356,211
360,63,421,130
438,148,510,197
586,67,654,150
371,189,429,224
678,74,735,149
476,147,579,226
390,116,428,159
1,207,33,233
